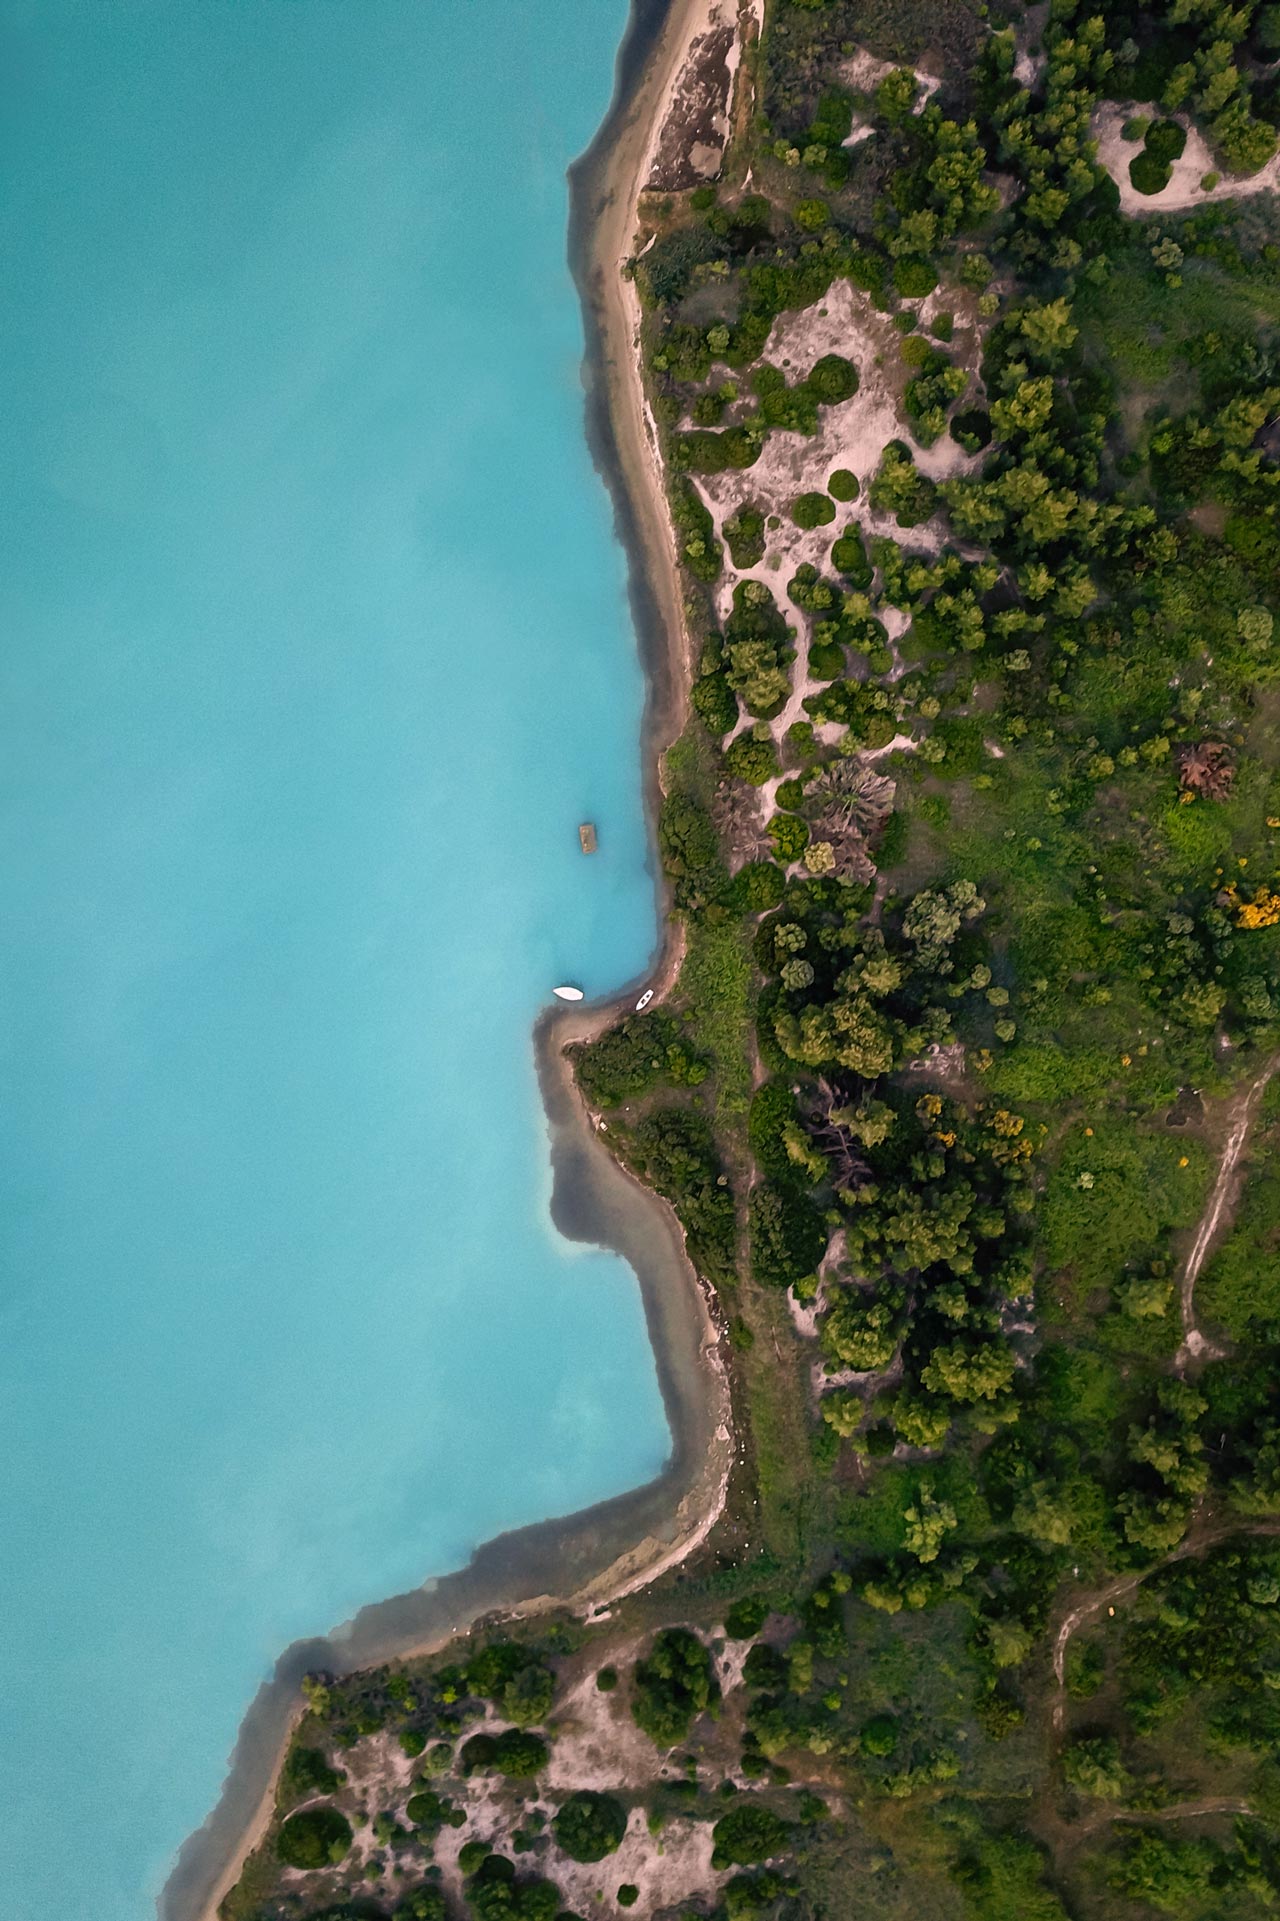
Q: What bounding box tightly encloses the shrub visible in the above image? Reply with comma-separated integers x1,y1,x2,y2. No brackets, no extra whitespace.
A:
553,1790,628,1862
893,256,938,298
930,312,954,341
725,734,780,786
596,1666,618,1691
277,1806,353,1870
950,408,992,453
728,861,786,914
725,1595,770,1639
617,1888,639,1908
460,1733,499,1773
1129,149,1171,195
827,468,859,500
632,1628,720,1746
1144,118,1187,164
711,1803,793,1869
692,670,738,736
768,814,810,863
791,491,836,529
399,1729,426,1756
805,353,858,403
725,503,766,568
831,524,872,587
282,1745,346,1799
492,1729,550,1777
808,640,844,680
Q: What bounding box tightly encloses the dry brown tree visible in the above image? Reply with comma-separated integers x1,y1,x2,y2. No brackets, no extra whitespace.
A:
1177,741,1234,801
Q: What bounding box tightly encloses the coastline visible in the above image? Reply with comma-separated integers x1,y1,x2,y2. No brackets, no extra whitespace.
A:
157,4,734,1918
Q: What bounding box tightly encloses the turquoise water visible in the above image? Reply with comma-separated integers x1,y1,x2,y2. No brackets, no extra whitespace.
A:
0,2,668,1914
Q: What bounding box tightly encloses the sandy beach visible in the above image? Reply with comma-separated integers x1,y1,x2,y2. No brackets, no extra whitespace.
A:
159,4,743,1917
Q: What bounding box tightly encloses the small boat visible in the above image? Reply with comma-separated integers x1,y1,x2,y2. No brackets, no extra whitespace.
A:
553,984,585,1002
579,821,597,854
635,988,654,1011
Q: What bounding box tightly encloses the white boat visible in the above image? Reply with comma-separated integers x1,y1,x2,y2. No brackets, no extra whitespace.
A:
635,988,654,1011
553,984,584,1002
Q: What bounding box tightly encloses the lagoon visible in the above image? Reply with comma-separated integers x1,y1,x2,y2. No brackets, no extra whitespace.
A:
0,3,668,1915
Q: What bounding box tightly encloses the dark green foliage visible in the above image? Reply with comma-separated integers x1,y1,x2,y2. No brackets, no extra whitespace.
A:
805,354,858,404
276,1806,353,1870
669,477,722,582
1129,148,1172,195
710,1803,793,1870
692,668,738,736
659,791,726,910
632,1628,720,1746
728,861,787,915
791,491,836,529
725,733,781,786
1145,119,1187,165
620,1107,735,1284
553,1791,628,1863
638,224,723,306
596,1666,618,1692
893,257,938,299
572,1013,706,1109
281,1744,346,1801
950,407,992,453
464,1853,562,1921
725,503,767,569
749,1180,827,1288
827,468,859,501
724,1594,771,1639
616,1888,638,1909
396,1889,447,1921
831,524,872,587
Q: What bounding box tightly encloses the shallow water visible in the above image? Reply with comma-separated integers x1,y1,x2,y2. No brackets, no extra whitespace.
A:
0,3,667,1913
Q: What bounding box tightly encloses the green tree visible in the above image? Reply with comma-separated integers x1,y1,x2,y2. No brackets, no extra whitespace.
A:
553,1791,628,1863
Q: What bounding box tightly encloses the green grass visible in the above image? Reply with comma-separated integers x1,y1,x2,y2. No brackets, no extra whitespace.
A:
680,916,755,1125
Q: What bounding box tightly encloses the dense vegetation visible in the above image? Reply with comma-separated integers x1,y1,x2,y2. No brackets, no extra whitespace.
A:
225,2,1280,1919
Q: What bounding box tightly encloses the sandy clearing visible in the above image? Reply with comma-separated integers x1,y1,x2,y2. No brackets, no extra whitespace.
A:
695,278,980,607
1093,101,1280,215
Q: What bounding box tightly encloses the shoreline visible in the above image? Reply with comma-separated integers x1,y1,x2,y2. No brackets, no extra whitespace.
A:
157,4,733,1918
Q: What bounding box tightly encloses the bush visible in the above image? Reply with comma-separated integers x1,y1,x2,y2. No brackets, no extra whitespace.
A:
791,491,836,529
596,1666,618,1691
1129,149,1172,195
724,1595,771,1639
725,504,766,568
282,1745,346,1799
277,1807,353,1870
711,1803,793,1869
728,861,786,915
553,1790,628,1863
492,1729,550,1777
632,1628,720,1746
808,640,844,680
831,524,872,587
827,468,859,500
617,1888,639,1908
893,256,938,298
950,408,992,453
692,670,738,737
805,353,858,404
1145,118,1187,164
725,734,780,786
573,1012,705,1109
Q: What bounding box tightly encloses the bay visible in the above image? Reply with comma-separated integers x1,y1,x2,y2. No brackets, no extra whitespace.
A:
0,3,668,1915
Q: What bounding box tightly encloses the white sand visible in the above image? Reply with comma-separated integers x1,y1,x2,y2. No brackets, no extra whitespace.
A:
1093,100,1280,214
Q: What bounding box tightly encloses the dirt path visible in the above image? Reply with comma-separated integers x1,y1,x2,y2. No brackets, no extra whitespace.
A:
1051,1518,1280,1729
1175,1056,1278,1369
